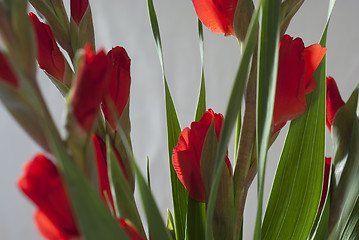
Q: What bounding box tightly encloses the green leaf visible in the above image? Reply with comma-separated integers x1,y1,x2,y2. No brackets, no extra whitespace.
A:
0,82,50,151
341,195,359,240
327,88,359,239
136,160,174,240
311,190,331,240
28,0,72,57
254,0,281,238
280,0,304,37
261,25,329,240
186,198,206,240
46,131,129,240
201,121,233,240
195,19,206,122
147,0,187,239
116,125,173,240
106,137,145,237
167,209,176,239
261,0,337,238
147,156,151,190
204,1,262,239
234,111,242,162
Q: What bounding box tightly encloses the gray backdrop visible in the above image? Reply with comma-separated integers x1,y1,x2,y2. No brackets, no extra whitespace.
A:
1,0,358,239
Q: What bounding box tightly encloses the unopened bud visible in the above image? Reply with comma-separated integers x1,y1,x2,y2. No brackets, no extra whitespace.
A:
233,0,254,42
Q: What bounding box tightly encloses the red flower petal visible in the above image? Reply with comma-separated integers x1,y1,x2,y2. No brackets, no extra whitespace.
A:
319,157,331,210
272,35,326,134
119,218,146,240
326,76,345,131
29,13,65,81
92,134,114,208
35,210,78,240
0,51,19,87
302,44,327,94
172,109,231,202
17,154,79,238
92,134,129,209
70,0,89,25
71,44,111,131
192,0,238,36
102,46,131,129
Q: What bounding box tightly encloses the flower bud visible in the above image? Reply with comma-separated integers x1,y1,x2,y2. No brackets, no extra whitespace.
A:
233,0,254,41
69,44,111,132
71,0,89,25
326,76,345,132
29,12,66,82
0,51,19,87
102,46,131,130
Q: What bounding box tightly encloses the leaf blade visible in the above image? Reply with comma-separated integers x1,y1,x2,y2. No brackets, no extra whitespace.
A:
146,0,188,239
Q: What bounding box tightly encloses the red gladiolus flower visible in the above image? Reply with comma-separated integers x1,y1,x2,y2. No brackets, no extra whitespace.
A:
172,109,232,202
71,44,111,131
102,46,131,129
192,0,238,36
319,157,331,210
29,13,65,81
119,218,146,240
71,0,89,25
0,51,19,87
272,34,327,134
326,76,345,132
17,154,79,240
92,134,129,209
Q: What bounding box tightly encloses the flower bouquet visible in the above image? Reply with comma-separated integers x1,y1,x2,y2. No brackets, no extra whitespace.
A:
1,0,358,239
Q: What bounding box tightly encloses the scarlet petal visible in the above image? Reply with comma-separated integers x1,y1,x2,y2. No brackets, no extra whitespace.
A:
71,45,111,131
192,0,238,36
102,46,131,129
92,134,129,210
272,35,326,134
273,35,306,133
302,44,327,94
92,134,114,208
172,109,231,202
29,13,65,81
319,157,331,210
0,51,19,87
173,144,205,202
71,0,89,25
119,218,146,240
17,154,79,238
35,210,75,240
326,76,345,131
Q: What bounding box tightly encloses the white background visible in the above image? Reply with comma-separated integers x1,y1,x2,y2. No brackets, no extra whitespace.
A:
0,0,358,239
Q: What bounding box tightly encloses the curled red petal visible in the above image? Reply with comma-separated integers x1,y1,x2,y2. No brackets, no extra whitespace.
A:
71,44,111,131
273,35,306,133
17,154,79,238
326,76,345,131
71,0,89,25
0,51,19,87
172,109,231,202
29,13,65,81
302,44,327,94
272,35,326,134
192,0,238,36
102,46,131,129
